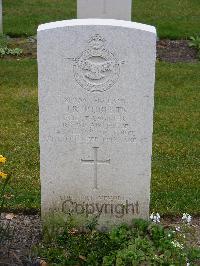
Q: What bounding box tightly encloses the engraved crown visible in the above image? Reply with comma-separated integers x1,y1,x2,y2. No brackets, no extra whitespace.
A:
88,34,105,49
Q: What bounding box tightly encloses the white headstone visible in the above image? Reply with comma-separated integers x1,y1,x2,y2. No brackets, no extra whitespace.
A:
77,0,132,21
38,19,156,228
0,0,2,33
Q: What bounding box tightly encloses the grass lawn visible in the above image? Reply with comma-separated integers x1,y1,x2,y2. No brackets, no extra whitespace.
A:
0,60,39,211
152,62,200,215
0,60,199,215
2,0,200,39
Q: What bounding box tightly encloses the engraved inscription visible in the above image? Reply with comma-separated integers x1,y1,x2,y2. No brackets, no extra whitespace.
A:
42,96,137,145
81,147,110,189
61,96,136,144
69,34,124,92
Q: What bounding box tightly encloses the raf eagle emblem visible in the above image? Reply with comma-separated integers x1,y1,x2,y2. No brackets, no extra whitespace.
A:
78,59,115,81
69,34,124,93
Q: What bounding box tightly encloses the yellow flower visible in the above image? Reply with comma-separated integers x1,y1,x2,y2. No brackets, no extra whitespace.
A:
0,171,8,180
0,155,6,164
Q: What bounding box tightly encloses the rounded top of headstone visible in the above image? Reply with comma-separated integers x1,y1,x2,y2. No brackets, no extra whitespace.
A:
37,19,156,35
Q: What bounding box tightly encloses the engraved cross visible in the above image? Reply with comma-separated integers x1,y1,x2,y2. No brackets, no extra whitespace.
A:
81,147,110,189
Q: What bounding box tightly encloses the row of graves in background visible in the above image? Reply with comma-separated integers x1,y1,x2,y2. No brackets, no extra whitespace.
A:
37,0,157,229
0,0,131,34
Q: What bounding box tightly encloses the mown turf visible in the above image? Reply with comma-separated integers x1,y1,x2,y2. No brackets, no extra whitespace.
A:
3,0,76,37
0,60,200,214
152,62,200,215
0,60,39,211
2,0,200,39
133,0,200,39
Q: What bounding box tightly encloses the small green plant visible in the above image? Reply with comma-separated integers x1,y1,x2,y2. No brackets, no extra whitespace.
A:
0,47,23,57
33,214,200,265
189,35,200,59
0,34,23,57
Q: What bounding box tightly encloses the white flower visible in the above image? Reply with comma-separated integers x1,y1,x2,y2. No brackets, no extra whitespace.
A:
175,226,181,232
150,212,160,223
182,213,192,224
186,262,190,266
171,240,184,249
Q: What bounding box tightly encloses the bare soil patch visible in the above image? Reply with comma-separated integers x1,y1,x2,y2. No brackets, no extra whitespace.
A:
157,39,198,63
0,213,41,266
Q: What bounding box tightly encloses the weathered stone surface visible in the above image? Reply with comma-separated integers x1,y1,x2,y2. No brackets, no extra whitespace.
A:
77,0,132,21
38,19,156,228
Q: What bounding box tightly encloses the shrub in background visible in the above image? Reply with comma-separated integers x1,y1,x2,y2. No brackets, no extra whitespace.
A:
0,34,23,57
